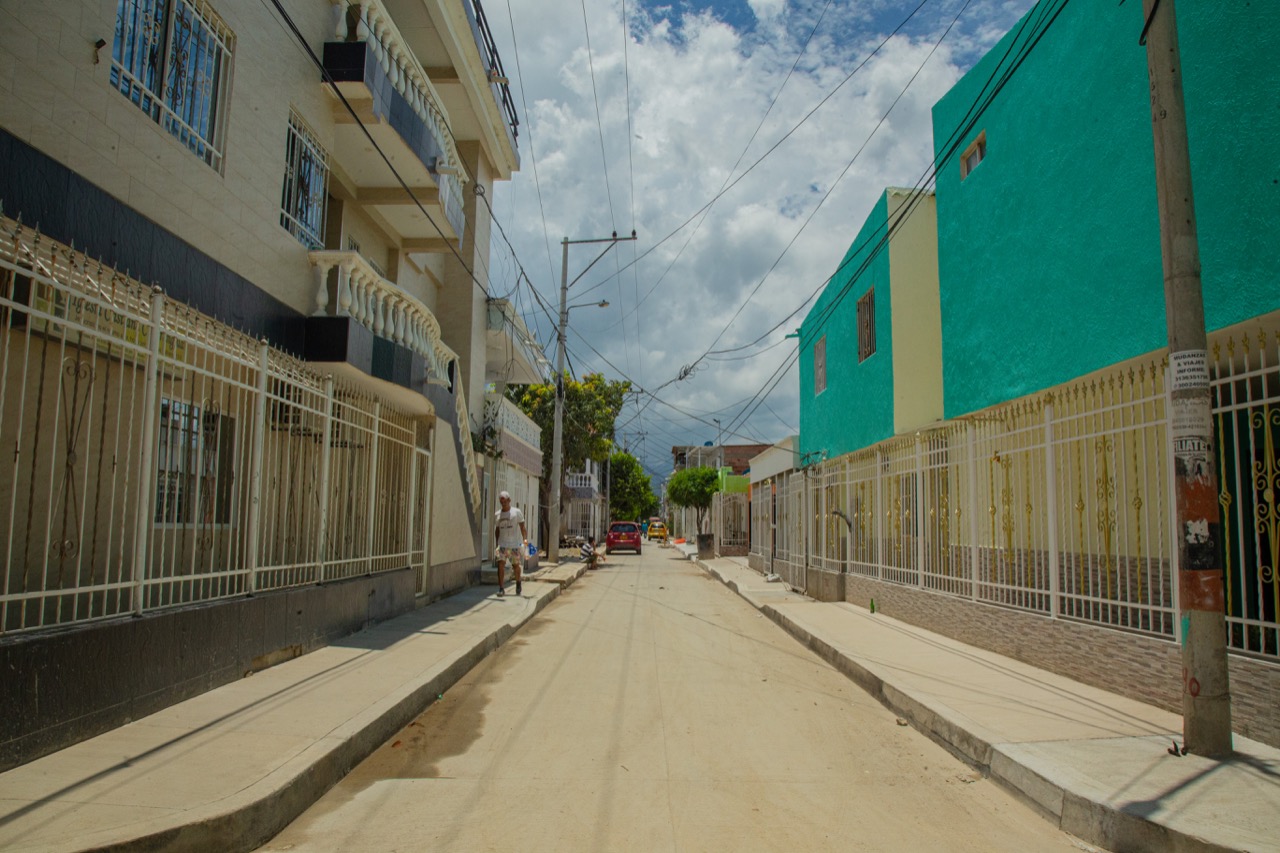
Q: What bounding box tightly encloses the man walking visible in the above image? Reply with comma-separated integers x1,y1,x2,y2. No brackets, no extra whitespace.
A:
494,491,529,597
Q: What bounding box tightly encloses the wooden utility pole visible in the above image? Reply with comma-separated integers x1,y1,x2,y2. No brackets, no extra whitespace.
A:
1142,0,1232,757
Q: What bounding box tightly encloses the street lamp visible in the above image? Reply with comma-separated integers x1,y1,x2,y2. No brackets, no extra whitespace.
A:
548,232,635,565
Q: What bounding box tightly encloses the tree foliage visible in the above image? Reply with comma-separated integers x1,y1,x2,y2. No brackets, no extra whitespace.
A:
666,466,719,532
508,373,631,539
607,451,658,522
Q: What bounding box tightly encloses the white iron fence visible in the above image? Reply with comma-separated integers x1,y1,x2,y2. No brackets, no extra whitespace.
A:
710,491,749,553
0,217,438,635
750,320,1279,661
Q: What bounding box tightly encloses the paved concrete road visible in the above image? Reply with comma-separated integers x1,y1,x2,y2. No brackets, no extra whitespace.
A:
260,551,1092,852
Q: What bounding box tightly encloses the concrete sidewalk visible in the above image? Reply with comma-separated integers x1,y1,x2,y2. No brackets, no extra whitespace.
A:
0,561,587,853
3,553,1276,852
698,555,1280,853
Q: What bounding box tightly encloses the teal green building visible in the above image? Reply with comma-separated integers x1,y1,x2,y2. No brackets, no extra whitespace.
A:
932,0,1280,417
799,189,943,461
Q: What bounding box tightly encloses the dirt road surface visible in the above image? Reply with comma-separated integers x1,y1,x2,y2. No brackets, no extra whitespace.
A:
261,551,1093,852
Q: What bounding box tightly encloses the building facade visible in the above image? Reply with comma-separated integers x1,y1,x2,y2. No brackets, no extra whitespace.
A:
0,0,541,769
798,188,942,461
777,0,1280,746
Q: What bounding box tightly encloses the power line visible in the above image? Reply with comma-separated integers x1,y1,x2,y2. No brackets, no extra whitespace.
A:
796,0,1071,352
600,0,836,333
581,0,618,231
503,0,559,299
688,0,1067,371
263,0,494,299
574,0,937,301
683,0,974,375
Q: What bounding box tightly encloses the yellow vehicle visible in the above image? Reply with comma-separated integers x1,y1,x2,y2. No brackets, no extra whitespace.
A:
647,521,668,543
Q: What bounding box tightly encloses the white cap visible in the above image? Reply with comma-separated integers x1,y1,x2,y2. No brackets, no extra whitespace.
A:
498,491,511,500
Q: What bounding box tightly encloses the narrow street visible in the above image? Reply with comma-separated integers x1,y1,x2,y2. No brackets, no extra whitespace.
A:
261,550,1086,852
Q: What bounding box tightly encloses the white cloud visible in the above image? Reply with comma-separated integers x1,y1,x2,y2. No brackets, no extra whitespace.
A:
747,0,788,23
488,0,1035,482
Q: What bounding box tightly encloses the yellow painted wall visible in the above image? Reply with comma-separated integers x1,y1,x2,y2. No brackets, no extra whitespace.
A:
887,190,943,435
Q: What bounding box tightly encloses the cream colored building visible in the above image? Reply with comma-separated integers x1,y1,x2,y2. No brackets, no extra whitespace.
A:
0,0,544,768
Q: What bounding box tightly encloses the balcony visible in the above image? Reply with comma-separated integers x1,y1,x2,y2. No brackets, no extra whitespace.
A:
381,0,520,178
566,472,599,499
459,0,520,156
308,249,456,388
485,298,549,386
323,0,467,244
483,393,542,474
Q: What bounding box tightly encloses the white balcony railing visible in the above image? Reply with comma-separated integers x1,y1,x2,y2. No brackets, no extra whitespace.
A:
566,472,597,491
494,396,540,450
333,0,467,229
309,250,454,384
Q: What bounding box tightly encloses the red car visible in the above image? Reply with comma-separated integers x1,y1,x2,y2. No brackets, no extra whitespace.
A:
605,521,642,555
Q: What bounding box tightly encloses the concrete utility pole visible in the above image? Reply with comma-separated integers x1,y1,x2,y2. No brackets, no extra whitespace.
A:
548,232,635,565
1142,0,1232,757
713,418,723,470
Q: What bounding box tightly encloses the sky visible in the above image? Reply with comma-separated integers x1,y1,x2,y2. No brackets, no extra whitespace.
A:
484,0,1038,488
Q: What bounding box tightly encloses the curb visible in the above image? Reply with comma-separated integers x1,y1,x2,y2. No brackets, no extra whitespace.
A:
694,558,1232,853
94,583,564,853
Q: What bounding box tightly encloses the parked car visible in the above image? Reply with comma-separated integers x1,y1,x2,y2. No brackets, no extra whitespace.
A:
647,521,668,542
605,521,642,555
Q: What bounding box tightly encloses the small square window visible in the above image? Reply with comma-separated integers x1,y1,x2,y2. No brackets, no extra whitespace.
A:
857,288,875,362
814,336,827,395
961,131,986,179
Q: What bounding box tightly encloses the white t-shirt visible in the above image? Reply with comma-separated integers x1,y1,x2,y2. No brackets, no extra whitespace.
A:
494,506,525,549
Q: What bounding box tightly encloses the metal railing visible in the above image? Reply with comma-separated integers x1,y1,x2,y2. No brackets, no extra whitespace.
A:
711,491,749,552
0,216,437,635
749,317,1280,661
463,0,519,148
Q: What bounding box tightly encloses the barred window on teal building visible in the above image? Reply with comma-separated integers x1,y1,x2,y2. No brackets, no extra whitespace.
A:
857,288,876,362
814,336,827,394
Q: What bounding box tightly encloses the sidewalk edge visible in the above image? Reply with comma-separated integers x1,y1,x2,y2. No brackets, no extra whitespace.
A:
695,558,1237,853
93,584,562,853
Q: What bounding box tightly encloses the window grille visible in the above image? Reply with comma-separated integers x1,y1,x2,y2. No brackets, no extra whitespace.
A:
815,336,827,394
857,288,876,362
111,0,234,170
155,399,236,525
281,111,330,249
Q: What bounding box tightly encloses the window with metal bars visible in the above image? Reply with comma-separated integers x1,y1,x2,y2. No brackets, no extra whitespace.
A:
814,335,827,394
281,111,330,249
111,0,234,170
857,288,876,362
155,399,235,525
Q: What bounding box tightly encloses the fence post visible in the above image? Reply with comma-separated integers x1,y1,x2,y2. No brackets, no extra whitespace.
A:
365,401,382,572
130,287,165,616
874,451,883,581
968,424,980,601
244,340,270,595
316,376,334,584
422,421,437,597
915,436,925,588
1165,368,1182,644
1044,396,1059,618
407,427,419,570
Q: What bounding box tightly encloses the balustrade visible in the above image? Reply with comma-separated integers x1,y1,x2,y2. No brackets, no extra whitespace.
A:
309,250,454,384
331,0,467,233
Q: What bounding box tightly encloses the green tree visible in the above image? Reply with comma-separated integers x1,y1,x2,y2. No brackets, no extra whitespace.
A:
607,451,657,521
666,466,719,533
508,373,630,542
